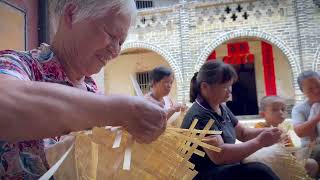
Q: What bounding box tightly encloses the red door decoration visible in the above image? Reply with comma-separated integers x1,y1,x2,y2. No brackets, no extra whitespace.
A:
223,42,254,64
227,41,249,55
207,42,255,64
261,41,277,96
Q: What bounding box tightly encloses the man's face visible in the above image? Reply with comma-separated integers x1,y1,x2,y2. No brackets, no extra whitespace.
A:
301,77,320,103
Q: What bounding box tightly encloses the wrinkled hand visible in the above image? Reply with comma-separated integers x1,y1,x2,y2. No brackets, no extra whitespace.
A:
257,128,282,148
122,97,167,144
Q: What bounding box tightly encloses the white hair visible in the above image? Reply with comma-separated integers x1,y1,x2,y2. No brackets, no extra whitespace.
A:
49,0,137,36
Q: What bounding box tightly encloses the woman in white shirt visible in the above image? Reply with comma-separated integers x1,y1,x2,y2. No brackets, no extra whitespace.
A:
145,66,186,121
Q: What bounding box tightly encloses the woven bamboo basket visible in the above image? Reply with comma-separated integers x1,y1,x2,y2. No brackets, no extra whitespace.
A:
243,143,313,180
46,119,221,180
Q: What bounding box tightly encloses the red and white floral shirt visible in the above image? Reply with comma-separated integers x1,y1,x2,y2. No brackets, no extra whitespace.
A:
0,43,98,179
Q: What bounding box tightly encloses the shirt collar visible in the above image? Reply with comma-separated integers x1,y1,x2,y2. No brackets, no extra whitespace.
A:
195,95,228,120
195,95,212,111
29,43,97,92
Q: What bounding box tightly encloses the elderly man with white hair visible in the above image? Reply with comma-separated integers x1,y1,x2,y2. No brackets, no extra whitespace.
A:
0,0,166,179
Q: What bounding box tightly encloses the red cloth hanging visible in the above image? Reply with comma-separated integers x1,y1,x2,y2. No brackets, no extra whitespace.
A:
261,41,277,96
207,50,216,61
247,54,255,63
223,56,231,64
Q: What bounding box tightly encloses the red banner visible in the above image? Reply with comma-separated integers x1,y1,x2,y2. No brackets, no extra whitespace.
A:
227,42,249,56
207,42,254,64
222,54,254,64
261,41,277,96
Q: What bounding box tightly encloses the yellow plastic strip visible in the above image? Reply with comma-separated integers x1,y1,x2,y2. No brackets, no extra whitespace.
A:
181,145,206,157
180,119,216,165
168,128,221,152
181,136,221,152
192,149,206,157
178,119,198,152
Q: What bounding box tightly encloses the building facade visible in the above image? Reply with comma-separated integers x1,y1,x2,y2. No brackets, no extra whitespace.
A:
1,0,319,118
105,0,320,117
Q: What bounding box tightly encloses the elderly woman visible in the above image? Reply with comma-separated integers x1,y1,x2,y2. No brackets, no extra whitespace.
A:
181,61,281,180
0,0,166,179
292,70,320,163
145,66,186,121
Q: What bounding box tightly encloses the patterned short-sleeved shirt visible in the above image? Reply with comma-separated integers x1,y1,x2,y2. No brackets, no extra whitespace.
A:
0,43,98,179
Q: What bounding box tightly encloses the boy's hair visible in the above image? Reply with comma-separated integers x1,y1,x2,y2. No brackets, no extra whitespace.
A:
260,95,286,111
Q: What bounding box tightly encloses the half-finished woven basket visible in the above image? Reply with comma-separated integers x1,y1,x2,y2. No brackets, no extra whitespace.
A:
243,144,312,180
46,119,221,180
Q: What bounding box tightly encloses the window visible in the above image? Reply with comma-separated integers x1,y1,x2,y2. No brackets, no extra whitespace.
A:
135,0,153,9
136,71,151,95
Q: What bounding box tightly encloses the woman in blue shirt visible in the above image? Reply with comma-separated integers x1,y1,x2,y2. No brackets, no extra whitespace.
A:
181,60,281,180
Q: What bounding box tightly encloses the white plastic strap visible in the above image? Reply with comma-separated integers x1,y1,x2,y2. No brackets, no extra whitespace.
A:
112,130,122,148
39,144,74,180
123,136,134,170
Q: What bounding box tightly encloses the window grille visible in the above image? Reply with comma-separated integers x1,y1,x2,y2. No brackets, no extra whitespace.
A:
136,71,151,95
135,0,153,9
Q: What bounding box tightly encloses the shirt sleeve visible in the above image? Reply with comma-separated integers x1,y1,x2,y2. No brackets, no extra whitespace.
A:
309,103,320,121
291,104,307,125
0,51,32,80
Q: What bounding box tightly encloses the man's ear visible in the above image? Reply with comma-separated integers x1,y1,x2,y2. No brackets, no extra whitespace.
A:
62,3,79,29
259,111,265,118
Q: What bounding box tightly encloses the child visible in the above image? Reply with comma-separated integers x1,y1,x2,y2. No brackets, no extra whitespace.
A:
256,95,319,178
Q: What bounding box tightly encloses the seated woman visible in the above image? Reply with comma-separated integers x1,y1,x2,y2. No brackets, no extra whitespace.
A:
145,66,186,123
181,61,281,180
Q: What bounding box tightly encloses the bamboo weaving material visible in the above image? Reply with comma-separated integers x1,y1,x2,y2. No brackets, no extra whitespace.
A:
46,119,221,180
243,143,312,180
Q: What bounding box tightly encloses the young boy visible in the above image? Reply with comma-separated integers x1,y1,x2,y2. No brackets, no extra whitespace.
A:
256,95,318,178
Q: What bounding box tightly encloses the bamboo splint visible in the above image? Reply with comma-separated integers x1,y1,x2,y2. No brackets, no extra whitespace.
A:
46,119,221,180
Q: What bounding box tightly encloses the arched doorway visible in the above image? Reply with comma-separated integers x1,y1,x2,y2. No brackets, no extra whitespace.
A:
313,46,320,71
104,48,178,101
206,38,295,116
